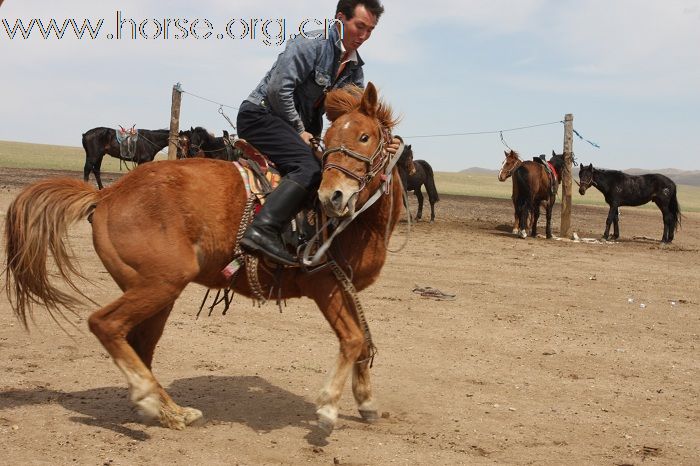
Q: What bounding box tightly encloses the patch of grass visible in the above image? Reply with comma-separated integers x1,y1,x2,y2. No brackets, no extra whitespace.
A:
0,140,167,172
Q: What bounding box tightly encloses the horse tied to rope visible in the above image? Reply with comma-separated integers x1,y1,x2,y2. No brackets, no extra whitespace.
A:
511,150,565,239
578,164,681,243
396,142,439,222
179,127,239,161
4,83,404,434
81,126,170,189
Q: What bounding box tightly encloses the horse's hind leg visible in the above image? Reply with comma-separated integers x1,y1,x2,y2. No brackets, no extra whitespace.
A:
610,208,620,240
88,286,202,429
659,205,672,243
428,198,436,223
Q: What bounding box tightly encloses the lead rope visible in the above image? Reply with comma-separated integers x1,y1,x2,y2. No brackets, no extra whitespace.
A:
232,194,268,304
329,261,377,367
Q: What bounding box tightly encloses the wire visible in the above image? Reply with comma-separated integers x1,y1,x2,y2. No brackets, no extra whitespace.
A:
404,121,562,139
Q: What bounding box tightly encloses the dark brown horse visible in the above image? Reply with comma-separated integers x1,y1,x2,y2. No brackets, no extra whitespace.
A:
5,83,401,433
512,151,565,238
81,127,170,189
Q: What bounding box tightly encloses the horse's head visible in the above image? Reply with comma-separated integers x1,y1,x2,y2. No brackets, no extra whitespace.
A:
187,127,210,158
498,150,521,181
397,140,416,176
176,130,192,159
319,83,398,218
578,163,594,195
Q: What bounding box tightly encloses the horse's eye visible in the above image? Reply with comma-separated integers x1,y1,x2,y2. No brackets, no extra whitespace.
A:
360,134,370,143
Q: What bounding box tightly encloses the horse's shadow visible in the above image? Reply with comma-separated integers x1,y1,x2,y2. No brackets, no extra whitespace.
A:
0,375,332,444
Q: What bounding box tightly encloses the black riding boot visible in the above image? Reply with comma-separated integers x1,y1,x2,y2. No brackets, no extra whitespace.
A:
240,178,308,266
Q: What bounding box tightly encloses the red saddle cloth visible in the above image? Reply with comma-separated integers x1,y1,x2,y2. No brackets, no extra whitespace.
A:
233,139,272,174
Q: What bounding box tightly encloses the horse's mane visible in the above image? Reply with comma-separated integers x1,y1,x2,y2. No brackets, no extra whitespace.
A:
325,85,399,130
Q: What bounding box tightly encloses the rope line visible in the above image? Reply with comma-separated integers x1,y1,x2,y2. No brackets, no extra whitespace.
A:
404,121,561,139
181,88,239,111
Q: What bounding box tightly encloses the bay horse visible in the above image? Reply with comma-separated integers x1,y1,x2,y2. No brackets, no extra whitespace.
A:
4,83,401,434
498,149,524,234
578,164,681,243
81,127,170,189
512,150,565,238
396,144,439,222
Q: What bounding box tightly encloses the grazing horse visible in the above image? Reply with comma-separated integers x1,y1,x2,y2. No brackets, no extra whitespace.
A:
4,83,401,433
498,149,524,233
396,144,438,222
188,127,237,161
578,164,681,243
512,150,565,238
81,127,170,189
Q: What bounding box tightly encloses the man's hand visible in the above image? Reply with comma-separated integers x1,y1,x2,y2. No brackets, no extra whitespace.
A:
385,136,402,156
300,131,315,147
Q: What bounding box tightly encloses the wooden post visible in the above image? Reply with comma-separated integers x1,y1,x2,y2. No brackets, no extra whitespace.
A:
167,83,183,160
560,113,574,238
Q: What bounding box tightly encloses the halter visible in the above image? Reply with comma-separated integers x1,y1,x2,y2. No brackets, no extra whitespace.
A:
321,126,392,192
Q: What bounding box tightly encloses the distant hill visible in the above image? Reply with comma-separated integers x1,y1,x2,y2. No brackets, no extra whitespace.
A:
460,166,700,187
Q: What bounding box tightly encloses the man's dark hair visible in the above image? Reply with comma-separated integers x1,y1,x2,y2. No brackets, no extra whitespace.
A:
336,0,384,20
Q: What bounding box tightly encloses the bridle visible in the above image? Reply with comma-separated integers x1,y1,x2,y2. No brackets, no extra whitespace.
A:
321,125,393,192
499,155,522,180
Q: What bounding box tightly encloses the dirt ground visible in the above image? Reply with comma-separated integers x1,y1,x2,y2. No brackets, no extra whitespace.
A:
0,167,698,465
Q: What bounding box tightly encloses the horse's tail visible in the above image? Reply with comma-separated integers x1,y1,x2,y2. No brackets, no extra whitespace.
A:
669,188,682,231
419,160,440,202
4,178,103,329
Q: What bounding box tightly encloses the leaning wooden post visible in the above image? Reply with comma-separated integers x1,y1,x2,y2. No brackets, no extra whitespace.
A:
560,113,574,238
167,82,183,160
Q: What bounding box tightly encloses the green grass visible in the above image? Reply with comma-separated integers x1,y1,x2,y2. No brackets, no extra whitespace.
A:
434,172,700,213
1,140,698,212
0,140,167,172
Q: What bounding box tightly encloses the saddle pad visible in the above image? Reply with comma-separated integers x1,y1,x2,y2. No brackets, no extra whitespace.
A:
232,161,280,203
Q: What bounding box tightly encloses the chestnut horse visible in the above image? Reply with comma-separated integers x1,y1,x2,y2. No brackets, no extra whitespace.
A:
4,83,401,433
512,151,566,238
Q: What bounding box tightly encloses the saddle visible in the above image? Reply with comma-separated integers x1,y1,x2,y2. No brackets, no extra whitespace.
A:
227,139,327,274
116,126,138,160
533,155,559,196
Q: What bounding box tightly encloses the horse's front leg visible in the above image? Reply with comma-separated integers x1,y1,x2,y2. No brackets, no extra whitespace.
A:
415,190,424,221
611,207,621,240
307,277,366,433
352,344,378,422
511,196,519,234
531,200,541,237
603,204,617,239
545,199,554,238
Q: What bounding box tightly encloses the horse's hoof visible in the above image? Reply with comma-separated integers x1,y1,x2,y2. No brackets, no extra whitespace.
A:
518,230,527,239
183,407,204,426
359,408,379,423
316,406,337,434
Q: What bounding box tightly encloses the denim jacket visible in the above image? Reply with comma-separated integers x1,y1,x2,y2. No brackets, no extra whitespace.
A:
245,25,364,136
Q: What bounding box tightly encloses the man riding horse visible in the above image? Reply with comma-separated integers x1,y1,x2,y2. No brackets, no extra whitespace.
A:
236,0,401,266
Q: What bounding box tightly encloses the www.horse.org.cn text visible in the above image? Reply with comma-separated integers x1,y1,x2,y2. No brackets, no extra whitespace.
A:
1,11,345,46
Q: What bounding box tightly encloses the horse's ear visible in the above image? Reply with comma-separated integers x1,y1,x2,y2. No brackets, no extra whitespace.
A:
504,150,509,156
552,150,556,156
360,82,378,117
407,144,412,150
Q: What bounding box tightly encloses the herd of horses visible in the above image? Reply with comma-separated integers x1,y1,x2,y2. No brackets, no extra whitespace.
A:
4,84,683,434
498,149,681,243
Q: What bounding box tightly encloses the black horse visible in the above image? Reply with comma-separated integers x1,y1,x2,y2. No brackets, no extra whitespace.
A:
578,164,681,243
396,143,439,222
82,127,170,189
187,127,238,161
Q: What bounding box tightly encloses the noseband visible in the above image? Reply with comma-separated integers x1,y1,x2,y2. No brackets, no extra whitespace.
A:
322,126,392,192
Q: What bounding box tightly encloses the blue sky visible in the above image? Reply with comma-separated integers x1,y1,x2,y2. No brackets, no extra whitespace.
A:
1,0,699,171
